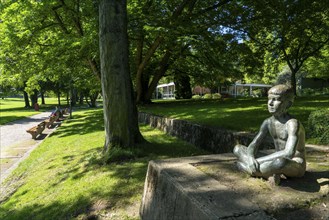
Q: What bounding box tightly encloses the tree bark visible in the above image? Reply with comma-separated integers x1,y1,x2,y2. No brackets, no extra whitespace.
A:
41,91,45,104
30,90,38,107
99,0,143,151
57,91,61,107
23,91,30,108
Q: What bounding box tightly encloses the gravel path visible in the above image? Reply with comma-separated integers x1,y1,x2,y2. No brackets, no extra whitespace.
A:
0,111,55,183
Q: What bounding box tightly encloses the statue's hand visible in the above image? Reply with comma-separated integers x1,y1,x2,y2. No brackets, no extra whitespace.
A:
247,157,259,175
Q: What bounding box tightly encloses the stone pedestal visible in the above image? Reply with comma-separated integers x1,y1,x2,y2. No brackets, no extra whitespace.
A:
140,153,328,220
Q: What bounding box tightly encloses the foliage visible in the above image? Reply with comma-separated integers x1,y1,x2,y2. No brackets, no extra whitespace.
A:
303,45,329,79
0,0,100,104
203,93,213,99
307,109,329,145
192,94,202,99
299,87,329,97
174,74,192,99
212,93,222,99
233,0,329,94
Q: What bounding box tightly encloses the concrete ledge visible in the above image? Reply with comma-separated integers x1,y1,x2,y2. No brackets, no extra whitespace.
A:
140,154,273,220
140,153,328,220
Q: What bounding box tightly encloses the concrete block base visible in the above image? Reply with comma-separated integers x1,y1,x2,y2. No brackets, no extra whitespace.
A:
140,153,328,220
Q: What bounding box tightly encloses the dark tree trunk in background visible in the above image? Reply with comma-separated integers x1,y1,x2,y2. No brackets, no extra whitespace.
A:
41,91,45,104
79,92,84,105
30,90,38,107
57,92,61,107
86,92,98,108
23,91,30,108
174,74,192,99
99,0,144,152
70,88,77,106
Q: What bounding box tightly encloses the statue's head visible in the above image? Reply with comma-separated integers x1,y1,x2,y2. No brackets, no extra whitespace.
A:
267,84,294,115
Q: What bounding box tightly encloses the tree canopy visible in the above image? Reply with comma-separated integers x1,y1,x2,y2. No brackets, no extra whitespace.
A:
1,0,328,101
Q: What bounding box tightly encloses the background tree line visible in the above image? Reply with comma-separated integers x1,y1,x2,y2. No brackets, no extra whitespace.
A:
1,0,328,104
1,0,328,150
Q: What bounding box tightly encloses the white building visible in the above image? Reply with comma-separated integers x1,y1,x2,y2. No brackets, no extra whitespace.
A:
155,82,272,99
155,82,175,99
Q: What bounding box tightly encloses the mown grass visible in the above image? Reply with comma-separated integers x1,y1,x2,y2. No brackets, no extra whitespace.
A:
0,108,208,220
1,96,328,219
0,98,67,125
139,96,329,133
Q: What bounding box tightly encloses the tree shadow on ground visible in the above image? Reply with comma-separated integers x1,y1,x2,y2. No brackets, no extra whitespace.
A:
49,110,104,138
0,146,149,219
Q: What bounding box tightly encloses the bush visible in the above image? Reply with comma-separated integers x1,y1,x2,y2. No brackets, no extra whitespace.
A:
307,109,329,145
192,95,202,99
203,93,212,99
212,93,222,99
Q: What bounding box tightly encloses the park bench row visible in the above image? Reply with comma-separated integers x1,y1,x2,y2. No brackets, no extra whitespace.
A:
26,108,69,139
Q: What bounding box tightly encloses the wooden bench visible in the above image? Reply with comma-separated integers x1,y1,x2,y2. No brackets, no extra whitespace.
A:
26,121,46,139
44,115,57,128
61,108,69,115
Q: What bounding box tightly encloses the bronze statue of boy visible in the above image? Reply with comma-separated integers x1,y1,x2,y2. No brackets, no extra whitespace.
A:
233,84,306,185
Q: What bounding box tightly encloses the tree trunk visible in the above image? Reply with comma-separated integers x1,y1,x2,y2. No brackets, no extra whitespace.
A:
30,90,38,107
144,50,172,102
41,91,45,104
79,92,84,105
57,91,61,107
290,70,297,96
23,91,30,108
70,88,77,106
99,0,143,151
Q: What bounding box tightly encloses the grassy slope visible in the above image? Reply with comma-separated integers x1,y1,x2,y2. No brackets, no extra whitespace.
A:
0,109,208,220
139,96,329,132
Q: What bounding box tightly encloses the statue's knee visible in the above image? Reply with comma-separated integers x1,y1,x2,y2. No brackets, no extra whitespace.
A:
233,144,245,156
233,145,240,156
273,158,287,169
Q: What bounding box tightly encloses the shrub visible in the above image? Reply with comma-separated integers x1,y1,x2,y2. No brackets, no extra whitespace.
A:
203,93,212,99
212,93,222,99
192,95,202,99
307,109,329,145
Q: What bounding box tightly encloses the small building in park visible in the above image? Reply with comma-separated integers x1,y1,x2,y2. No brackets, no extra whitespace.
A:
155,82,175,99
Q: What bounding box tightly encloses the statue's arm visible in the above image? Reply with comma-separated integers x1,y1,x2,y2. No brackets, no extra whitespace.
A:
257,119,299,163
247,119,269,157
246,119,269,173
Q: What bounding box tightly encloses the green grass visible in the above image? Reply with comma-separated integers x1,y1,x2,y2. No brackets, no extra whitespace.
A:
139,96,329,132
0,108,208,220
1,96,328,219
0,98,64,125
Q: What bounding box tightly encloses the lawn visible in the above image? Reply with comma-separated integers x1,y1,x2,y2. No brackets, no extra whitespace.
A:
0,97,67,125
139,96,329,133
0,95,328,219
0,108,208,220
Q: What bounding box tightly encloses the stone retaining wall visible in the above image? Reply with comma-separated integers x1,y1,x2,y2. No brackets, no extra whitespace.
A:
138,112,273,153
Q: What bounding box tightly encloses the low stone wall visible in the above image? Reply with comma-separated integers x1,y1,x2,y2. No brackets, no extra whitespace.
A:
138,112,273,153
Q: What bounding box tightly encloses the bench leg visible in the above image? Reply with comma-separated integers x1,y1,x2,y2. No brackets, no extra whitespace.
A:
32,133,37,139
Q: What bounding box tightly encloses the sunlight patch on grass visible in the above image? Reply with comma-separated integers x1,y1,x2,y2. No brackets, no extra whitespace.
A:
0,98,65,125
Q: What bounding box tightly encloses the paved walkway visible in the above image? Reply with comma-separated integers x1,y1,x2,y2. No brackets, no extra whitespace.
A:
0,111,58,183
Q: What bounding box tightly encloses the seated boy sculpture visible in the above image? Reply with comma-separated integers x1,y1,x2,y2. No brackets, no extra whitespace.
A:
233,84,306,184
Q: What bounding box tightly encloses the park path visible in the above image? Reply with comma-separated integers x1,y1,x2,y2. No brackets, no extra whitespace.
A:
0,111,57,183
